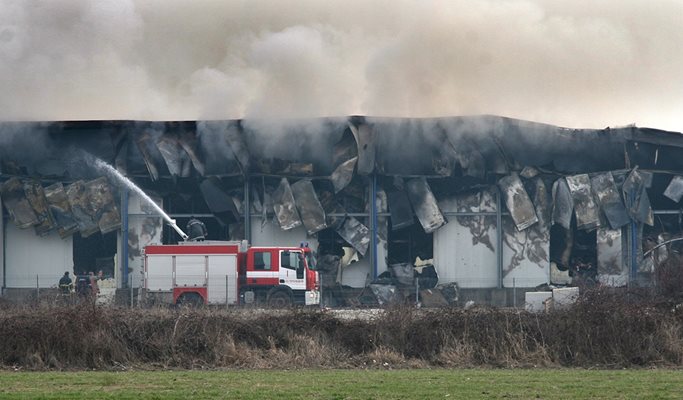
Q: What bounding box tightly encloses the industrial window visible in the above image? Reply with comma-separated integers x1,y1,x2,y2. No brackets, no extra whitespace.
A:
254,251,271,270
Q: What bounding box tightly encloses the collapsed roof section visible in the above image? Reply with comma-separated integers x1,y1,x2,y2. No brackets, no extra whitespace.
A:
1,116,682,255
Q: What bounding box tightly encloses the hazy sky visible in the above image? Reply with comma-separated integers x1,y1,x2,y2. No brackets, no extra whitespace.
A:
0,0,681,131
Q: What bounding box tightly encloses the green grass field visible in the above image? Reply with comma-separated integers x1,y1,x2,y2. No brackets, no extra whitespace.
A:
0,369,681,399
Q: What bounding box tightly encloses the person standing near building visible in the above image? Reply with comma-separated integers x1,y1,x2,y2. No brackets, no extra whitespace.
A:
58,272,73,294
186,217,208,241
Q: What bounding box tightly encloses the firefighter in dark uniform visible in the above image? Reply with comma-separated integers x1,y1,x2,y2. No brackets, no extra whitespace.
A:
186,217,208,241
58,272,73,294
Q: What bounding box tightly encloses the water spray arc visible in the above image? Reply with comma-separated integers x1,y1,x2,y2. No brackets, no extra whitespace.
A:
91,156,189,240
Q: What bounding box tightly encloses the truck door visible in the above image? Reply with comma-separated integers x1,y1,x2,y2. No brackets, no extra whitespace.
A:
279,250,306,290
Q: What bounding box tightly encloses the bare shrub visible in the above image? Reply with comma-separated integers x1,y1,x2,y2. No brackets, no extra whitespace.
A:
1,289,682,370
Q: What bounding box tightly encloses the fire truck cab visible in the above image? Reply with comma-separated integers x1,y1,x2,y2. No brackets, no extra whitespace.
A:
143,241,320,307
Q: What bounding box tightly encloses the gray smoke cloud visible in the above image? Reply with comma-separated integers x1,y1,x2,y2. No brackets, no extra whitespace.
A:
0,0,681,131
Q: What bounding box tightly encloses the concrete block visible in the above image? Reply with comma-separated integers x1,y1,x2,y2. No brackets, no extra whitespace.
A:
525,291,552,312
552,287,579,308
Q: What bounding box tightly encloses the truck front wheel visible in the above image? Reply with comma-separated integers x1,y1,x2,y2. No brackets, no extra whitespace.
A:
267,291,292,308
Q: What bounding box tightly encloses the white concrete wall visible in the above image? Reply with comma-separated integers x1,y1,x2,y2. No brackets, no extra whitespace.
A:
127,193,163,288
434,194,549,289
434,217,498,288
5,223,73,288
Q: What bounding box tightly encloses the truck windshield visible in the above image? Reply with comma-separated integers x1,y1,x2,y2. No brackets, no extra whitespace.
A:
305,252,316,271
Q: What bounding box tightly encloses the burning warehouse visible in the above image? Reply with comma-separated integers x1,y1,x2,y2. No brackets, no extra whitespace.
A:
1,116,682,306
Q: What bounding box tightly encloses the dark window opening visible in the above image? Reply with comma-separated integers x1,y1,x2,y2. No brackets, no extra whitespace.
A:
387,223,433,265
73,231,117,279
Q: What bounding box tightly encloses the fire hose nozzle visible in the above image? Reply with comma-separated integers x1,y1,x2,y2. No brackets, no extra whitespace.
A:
168,219,189,241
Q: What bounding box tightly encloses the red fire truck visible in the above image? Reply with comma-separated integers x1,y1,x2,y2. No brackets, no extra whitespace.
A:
143,240,320,307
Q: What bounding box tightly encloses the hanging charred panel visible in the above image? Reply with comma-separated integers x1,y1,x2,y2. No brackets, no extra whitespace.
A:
199,178,240,223
85,177,121,234
225,124,250,174
330,156,357,193
271,178,302,231
664,175,683,202
498,173,538,231
565,174,600,231
336,216,371,256
349,123,375,175
1,177,39,228
622,169,654,226
405,178,446,233
291,179,327,235
110,128,128,174
590,172,631,229
551,178,573,229
24,180,56,236
134,132,160,181
66,180,100,237
178,129,206,176
156,134,191,178
44,182,79,238
387,191,415,231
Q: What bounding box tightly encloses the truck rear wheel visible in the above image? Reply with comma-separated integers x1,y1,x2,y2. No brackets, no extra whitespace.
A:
176,292,204,307
267,291,292,308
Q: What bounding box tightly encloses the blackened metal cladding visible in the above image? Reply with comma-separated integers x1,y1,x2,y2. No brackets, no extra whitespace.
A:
134,132,160,181
178,131,206,176
330,156,357,193
405,178,447,234
551,178,573,230
155,134,191,178
387,190,414,231
336,216,371,256
110,129,128,174
332,128,358,167
390,263,415,286
597,227,624,277
65,180,100,237
290,179,327,235
44,182,79,238
664,175,683,202
565,174,601,231
452,191,495,252
23,180,57,236
590,172,631,229
225,124,250,174
497,173,538,231
349,123,375,175
0,177,39,228
369,284,399,305
456,145,486,179
199,178,240,222
622,169,654,226
85,177,121,234
532,178,550,230
271,178,302,231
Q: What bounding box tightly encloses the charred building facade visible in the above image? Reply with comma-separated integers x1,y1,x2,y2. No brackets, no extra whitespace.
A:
1,116,682,306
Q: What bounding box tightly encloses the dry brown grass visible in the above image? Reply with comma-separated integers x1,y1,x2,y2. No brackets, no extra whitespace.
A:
1,288,682,370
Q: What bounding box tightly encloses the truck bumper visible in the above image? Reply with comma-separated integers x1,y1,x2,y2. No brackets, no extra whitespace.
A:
305,290,320,306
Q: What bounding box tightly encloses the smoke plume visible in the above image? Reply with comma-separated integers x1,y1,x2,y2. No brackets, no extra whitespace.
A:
0,0,681,131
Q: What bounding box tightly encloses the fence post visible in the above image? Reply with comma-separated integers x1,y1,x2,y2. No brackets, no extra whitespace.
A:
513,278,517,309
36,274,39,300
129,272,134,308
415,277,419,307
226,274,229,309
